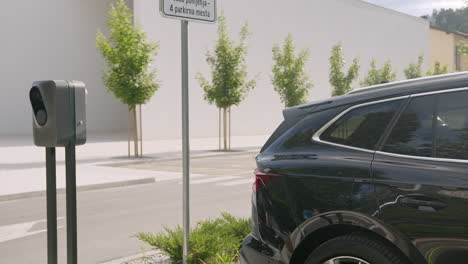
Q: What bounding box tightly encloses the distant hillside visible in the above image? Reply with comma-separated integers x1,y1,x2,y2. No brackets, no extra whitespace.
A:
422,7,468,34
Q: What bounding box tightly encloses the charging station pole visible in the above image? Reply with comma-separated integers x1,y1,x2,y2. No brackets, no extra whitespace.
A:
66,82,78,264
46,147,58,264
66,143,78,264
30,80,86,264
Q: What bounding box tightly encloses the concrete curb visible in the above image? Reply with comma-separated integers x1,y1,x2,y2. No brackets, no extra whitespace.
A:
100,250,170,264
0,177,155,202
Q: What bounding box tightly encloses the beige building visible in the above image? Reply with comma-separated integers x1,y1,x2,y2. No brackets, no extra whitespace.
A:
430,25,468,72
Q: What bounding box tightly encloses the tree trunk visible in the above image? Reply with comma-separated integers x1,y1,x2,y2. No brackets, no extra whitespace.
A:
139,104,143,157
228,106,231,151
133,105,139,157
223,108,227,151
218,107,221,151
128,105,131,157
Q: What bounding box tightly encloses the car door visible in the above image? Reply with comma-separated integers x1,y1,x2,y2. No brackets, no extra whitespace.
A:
372,89,468,264
255,100,404,248
314,98,406,216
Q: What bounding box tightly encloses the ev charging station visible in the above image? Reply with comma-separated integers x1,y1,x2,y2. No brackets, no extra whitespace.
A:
29,80,87,264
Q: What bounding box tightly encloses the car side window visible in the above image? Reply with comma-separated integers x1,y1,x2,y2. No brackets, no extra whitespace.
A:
435,90,468,160
382,95,435,157
320,100,403,150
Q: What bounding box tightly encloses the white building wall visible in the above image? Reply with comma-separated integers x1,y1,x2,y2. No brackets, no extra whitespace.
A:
0,0,429,142
134,0,429,141
0,0,128,140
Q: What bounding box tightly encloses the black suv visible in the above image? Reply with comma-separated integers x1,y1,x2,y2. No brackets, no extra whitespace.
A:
240,73,468,264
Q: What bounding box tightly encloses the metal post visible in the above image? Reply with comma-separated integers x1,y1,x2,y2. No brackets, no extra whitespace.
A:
46,147,57,264
66,144,78,264
181,19,190,264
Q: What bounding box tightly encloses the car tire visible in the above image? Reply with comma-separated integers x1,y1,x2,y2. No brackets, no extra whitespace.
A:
304,233,409,264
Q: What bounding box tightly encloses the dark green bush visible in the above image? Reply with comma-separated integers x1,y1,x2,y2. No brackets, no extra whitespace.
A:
135,213,251,264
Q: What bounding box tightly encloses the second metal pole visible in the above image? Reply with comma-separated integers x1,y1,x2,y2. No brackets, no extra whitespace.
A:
46,147,57,264
66,144,78,264
181,20,190,264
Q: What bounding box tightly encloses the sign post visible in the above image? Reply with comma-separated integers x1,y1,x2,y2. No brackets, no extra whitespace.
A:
181,19,190,263
159,1,216,263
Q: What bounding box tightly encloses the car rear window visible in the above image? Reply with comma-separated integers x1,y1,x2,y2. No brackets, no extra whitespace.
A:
435,91,468,160
382,95,435,157
320,100,403,150
382,90,468,160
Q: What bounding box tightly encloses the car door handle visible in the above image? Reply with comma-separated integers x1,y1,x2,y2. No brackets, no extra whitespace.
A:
399,195,447,212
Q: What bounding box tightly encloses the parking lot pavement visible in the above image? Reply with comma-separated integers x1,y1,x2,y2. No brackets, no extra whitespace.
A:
0,134,267,201
107,152,258,187
0,151,257,264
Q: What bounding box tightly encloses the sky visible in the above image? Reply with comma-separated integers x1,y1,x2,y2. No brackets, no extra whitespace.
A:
364,0,466,16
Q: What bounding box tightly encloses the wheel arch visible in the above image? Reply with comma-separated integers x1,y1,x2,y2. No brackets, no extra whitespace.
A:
286,211,426,264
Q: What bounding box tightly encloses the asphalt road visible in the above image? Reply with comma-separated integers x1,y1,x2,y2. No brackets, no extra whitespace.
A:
0,152,256,263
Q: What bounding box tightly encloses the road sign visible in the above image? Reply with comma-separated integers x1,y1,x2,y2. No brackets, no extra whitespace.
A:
160,0,217,23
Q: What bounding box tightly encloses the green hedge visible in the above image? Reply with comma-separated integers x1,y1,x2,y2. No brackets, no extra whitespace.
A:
136,213,251,264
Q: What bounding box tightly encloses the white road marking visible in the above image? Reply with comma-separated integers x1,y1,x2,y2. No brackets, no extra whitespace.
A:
218,179,254,186
0,217,64,243
156,174,208,182
186,176,241,185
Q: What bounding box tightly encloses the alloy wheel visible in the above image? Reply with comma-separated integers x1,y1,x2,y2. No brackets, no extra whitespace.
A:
323,256,371,264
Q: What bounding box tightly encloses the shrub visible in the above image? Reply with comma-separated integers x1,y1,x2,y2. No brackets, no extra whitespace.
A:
136,213,251,264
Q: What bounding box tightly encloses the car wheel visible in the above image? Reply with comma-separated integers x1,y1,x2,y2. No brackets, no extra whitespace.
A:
304,233,409,264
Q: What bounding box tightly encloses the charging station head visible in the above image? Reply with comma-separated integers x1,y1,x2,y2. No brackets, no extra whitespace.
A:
30,80,87,147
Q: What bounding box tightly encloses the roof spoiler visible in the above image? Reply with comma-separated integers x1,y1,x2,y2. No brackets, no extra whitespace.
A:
282,100,333,121
348,72,468,95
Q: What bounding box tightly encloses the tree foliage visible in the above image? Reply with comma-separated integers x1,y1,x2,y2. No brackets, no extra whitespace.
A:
329,43,360,96
361,60,396,87
427,61,449,76
425,7,468,34
271,34,313,107
459,41,468,55
197,15,256,110
404,55,424,79
96,0,159,106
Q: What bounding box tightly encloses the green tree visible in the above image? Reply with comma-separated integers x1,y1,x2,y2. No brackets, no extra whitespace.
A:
427,61,449,76
404,55,425,79
425,7,468,34
272,34,313,107
197,14,256,151
459,41,468,55
361,59,397,87
329,43,360,96
96,0,159,157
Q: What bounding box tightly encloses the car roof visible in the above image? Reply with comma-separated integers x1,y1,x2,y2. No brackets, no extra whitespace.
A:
283,72,468,120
